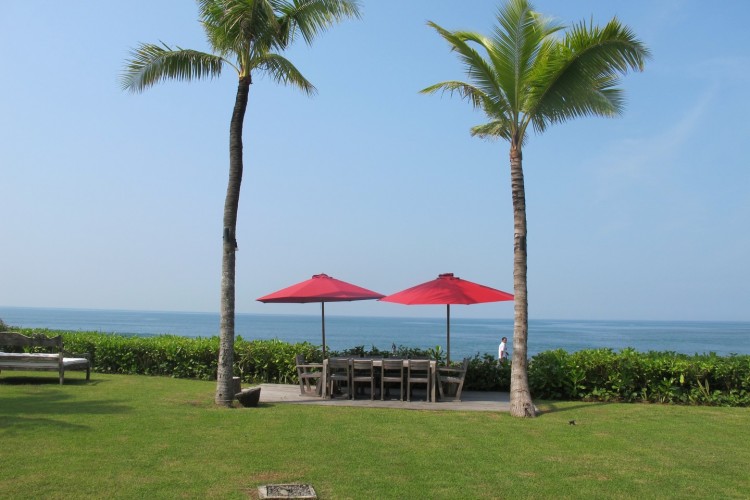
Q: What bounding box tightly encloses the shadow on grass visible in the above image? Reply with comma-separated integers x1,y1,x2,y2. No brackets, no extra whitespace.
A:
0,416,91,433
0,393,133,434
536,400,614,415
233,402,275,410
0,375,98,386
0,380,133,422
0,394,132,415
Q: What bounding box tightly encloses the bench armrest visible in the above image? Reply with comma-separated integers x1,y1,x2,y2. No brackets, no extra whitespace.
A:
437,367,465,374
63,351,91,360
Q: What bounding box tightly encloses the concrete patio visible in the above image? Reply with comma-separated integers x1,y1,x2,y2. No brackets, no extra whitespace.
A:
256,383,510,412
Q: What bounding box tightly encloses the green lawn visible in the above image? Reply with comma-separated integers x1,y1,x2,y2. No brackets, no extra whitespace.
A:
1,371,749,499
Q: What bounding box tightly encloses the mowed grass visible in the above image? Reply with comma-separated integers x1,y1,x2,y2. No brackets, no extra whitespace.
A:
1,372,749,499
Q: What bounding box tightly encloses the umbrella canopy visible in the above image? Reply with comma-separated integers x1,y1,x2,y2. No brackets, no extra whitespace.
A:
380,273,513,363
257,274,384,356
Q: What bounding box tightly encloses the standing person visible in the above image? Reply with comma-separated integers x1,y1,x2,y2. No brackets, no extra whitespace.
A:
498,337,509,363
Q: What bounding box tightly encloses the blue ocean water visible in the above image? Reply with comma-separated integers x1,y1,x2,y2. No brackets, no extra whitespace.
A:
1,306,749,359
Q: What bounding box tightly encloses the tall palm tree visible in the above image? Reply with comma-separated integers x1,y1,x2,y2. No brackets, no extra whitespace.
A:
422,0,649,417
121,0,361,406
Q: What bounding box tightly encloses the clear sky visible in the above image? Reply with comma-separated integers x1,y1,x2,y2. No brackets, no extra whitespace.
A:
2,1,748,322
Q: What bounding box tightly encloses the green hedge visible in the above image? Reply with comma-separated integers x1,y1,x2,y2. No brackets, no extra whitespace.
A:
464,354,511,391
528,348,750,406
12,329,319,385
6,329,750,406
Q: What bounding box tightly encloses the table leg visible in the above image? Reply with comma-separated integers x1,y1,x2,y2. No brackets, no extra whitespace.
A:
430,363,436,403
321,360,329,398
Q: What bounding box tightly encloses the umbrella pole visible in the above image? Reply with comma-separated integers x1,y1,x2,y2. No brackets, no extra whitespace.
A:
446,304,451,365
321,302,326,358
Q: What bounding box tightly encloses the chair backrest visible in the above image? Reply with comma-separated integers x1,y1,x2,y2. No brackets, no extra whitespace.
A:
295,354,305,366
352,359,373,377
438,358,470,380
360,356,383,362
352,359,373,369
382,358,404,371
456,358,470,381
0,331,62,350
437,357,469,401
408,359,430,375
450,358,469,373
382,359,404,380
329,357,350,370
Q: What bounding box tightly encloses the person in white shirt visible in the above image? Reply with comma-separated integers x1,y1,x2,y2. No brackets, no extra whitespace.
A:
498,336,509,363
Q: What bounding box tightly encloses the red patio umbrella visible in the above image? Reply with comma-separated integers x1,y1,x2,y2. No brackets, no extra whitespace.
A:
257,274,384,357
380,273,513,364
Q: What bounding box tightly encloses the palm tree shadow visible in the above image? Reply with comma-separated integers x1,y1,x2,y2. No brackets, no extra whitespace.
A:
1,416,90,434
536,400,614,415
1,378,132,432
2,390,130,413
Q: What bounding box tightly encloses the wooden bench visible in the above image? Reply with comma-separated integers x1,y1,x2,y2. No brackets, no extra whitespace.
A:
0,331,91,384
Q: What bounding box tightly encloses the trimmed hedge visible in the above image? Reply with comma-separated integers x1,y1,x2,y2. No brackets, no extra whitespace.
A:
465,354,511,391
13,329,319,384
6,329,750,406
528,348,750,406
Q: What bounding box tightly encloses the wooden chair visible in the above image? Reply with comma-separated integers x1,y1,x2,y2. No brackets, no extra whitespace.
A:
437,358,470,402
407,359,432,402
327,357,352,399
351,359,375,400
381,358,404,401
294,354,323,396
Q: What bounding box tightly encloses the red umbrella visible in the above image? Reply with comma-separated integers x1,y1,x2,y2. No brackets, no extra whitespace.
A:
257,274,384,356
380,273,513,363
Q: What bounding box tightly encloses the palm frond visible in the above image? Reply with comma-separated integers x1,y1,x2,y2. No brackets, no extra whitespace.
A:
197,0,359,79
200,0,280,56
420,81,486,109
489,0,562,112
528,15,650,133
121,43,226,93
566,17,650,74
450,30,505,96
276,0,362,46
425,22,511,117
254,52,316,95
470,119,514,141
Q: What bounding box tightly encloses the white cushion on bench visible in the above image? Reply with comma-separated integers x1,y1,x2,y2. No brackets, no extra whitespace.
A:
63,357,90,367
0,352,58,359
0,352,89,369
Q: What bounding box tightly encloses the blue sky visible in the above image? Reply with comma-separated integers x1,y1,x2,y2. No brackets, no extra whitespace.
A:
2,1,748,322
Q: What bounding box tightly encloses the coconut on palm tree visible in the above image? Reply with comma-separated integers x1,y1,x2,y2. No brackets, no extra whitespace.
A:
422,0,649,417
121,0,361,406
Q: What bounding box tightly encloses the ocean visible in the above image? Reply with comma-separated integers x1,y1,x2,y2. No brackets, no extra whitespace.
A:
1,306,749,359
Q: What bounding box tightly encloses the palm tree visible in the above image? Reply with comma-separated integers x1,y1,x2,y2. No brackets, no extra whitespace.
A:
121,0,361,406
422,0,649,417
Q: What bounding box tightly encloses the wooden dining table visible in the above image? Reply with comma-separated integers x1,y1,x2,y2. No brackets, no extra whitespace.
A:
321,358,437,402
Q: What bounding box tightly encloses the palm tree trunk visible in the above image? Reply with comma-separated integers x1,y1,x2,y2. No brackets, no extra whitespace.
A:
215,76,251,406
508,144,535,417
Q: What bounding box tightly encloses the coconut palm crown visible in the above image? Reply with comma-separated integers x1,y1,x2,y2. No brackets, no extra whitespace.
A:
422,0,649,417
121,0,361,406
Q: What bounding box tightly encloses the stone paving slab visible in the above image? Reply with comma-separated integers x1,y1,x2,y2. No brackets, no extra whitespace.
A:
256,383,510,412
